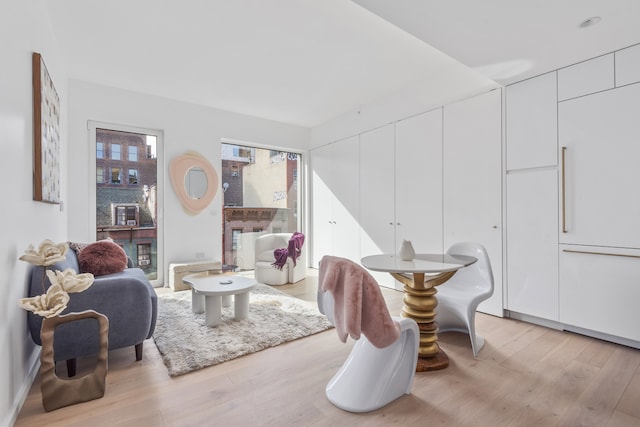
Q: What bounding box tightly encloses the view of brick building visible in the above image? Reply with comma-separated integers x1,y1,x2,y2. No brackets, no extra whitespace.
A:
95,128,158,280
221,144,300,269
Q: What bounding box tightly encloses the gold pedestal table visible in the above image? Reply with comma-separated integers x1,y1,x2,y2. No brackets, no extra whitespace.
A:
361,253,476,372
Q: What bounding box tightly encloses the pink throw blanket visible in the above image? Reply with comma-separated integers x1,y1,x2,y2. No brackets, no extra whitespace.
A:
318,255,400,348
272,232,305,270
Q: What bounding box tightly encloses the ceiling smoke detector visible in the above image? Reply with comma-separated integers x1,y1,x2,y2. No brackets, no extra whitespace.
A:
579,16,602,28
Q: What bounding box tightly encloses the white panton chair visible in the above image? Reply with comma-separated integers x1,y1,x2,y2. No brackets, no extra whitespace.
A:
437,242,494,357
317,256,419,413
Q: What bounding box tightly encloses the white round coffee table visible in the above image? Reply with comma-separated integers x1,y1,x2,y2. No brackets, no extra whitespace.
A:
182,273,257,327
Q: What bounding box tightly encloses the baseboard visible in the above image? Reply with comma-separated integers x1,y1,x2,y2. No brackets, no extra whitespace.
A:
2,348,40,427
506,310,640,350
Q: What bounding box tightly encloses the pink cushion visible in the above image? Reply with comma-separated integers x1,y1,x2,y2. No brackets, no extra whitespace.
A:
78,241,128,276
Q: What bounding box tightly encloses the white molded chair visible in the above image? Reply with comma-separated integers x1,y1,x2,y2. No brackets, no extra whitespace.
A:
317,263,419,413
437,241,494,357
254,233,306,285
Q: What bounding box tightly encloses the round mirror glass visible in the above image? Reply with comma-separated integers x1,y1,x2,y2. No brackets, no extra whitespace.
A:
185,167,208,199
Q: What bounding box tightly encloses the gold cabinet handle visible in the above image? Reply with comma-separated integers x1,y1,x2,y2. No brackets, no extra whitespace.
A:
561,146,567,233
562,249,640,259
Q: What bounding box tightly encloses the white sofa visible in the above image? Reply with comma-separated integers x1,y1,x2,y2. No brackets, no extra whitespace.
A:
254,233,306,285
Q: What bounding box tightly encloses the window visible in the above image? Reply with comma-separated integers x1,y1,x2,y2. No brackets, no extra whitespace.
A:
111,143,121,160
128,146,137,162
231,229,242,251
115,205,138,226
231,165,239,177
128,169,139,185
111,167,121,184
96,142,104,159
137,243,151,267
96,166,105,183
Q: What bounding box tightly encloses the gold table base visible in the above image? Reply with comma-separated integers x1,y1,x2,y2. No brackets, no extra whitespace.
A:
392,271,456,372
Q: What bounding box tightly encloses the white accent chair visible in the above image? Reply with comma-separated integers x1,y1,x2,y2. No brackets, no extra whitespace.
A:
317,278,419,413
437,241,494,357
254,233,306,285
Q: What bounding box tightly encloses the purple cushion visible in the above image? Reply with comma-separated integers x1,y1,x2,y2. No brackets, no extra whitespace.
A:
78,241,128,276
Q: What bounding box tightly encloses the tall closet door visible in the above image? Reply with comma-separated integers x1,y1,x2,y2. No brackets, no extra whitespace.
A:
558,83,640,249
360,124,395,258
395,109,443,253
311,143,335,267
310,136,360,267
443,89,503,316
331,136,360,262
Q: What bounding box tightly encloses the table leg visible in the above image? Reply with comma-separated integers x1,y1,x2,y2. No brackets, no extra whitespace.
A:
392,271,456,372
204,295,223,326
234,292,250,320
222,295,232,307
192,289,205,314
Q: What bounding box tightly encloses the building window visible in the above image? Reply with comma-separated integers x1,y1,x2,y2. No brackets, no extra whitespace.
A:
293,169,298,190
128,146,138,162
231,165,239,177
111,167,122,184
111,167,121,184
128,169,139,185
231,229,242,251
96,166,105,183
115,205,138,226
97,142,104,159
111,143,121,160
137,243,151,267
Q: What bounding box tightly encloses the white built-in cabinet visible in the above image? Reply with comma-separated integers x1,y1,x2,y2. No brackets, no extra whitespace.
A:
558,83,640,249
558,82,640,342
506,43,640,347
443,89,503,316
505,72,559,320
359,110,444,287
311,136,360,267
359,124,396,265
395,109,443,255
311,92,503,302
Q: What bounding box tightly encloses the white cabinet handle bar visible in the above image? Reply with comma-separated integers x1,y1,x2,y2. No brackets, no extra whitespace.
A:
563,249,640,259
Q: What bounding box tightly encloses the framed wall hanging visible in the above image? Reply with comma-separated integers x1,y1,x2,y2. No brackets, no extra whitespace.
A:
32,52,61,204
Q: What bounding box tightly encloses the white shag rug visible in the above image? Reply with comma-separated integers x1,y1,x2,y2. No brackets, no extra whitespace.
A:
153,284,333,376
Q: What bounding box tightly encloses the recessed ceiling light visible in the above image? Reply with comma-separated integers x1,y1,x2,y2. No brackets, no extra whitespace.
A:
579,16,602,28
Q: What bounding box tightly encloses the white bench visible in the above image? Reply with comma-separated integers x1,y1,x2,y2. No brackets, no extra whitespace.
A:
168,260,222,291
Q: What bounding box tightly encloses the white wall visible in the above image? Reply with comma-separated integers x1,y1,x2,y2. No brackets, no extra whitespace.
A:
67,80,309,281
0,1,68,426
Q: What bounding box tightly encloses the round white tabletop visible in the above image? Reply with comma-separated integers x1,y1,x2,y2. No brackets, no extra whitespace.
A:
361,253,476,274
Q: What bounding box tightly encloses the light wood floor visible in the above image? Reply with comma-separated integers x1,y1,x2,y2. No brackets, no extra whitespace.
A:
15,271,640,427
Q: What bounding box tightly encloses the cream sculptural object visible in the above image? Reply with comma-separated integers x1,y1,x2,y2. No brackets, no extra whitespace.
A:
169,152,219,215
317,256,419,413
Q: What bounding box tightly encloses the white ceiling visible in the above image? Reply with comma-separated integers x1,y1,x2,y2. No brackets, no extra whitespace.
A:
46,1,640,128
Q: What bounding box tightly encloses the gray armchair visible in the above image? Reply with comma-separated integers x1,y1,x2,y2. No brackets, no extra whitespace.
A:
27,248,157,376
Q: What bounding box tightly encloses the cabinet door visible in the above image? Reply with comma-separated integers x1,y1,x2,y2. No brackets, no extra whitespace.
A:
506,72,557,170
444,89,503,317
310,137,360,267
557,54,614,101
559,84,640,249
360,124,395,257
506,169,558,320
331,136,360,262
311,143,335,267
395,109,443,253
560,245,640,342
